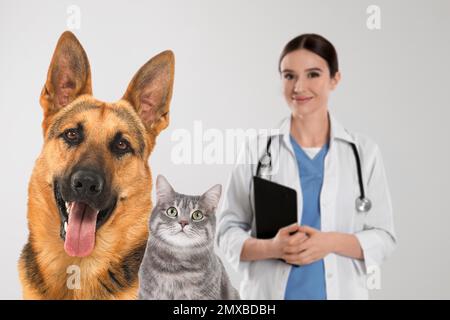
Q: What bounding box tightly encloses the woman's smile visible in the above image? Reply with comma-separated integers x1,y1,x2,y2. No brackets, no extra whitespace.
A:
292,95,313,103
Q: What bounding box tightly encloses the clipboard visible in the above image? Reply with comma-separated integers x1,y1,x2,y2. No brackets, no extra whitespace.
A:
253,176,298,239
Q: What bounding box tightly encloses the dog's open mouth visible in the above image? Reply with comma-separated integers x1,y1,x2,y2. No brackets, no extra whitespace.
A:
54,182,116,257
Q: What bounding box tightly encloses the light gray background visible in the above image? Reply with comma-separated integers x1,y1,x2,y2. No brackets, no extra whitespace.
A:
1,0,449,299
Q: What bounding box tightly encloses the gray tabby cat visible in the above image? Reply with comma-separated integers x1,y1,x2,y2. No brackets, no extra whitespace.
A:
138,175,240,300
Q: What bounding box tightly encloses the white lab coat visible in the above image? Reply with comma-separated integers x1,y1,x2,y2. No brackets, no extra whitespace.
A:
216,113,397,300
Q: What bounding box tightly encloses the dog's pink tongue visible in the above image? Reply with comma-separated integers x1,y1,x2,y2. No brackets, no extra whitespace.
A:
64,202,98,257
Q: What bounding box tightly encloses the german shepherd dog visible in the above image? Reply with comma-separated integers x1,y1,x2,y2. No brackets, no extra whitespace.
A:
18,31,174,299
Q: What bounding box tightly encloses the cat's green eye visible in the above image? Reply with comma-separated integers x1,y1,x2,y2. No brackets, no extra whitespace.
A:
166,207,178,218
191,210,204,221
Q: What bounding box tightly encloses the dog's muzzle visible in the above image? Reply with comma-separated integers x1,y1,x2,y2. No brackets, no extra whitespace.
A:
53,168,117,258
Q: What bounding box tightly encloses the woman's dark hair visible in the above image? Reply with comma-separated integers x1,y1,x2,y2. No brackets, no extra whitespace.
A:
278,33,339,78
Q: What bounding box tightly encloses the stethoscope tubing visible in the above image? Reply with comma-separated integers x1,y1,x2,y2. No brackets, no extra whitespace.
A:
255,135,371,213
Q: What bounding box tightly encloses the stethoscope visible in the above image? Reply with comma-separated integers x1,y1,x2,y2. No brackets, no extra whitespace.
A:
256,136,372,213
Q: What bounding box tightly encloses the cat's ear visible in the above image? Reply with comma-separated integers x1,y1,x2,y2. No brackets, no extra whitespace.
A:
200,184,222,212
155,174,175,200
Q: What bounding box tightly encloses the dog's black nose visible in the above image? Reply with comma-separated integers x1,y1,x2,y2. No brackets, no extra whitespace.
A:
71,170,104,198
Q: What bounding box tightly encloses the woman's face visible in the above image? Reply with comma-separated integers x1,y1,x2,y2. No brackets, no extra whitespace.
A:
280,49,340,117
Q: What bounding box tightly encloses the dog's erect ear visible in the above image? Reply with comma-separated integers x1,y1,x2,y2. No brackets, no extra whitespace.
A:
122,50,174,136
40,31,92,118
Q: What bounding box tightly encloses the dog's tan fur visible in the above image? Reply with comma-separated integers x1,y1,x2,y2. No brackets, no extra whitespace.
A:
18,31,174,299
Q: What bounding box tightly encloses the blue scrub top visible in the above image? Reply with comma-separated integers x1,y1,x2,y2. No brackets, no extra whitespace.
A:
284,135,329,300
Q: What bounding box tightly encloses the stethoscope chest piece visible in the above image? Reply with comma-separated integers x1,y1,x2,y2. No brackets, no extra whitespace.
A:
260,154,271,167
356,197,372,213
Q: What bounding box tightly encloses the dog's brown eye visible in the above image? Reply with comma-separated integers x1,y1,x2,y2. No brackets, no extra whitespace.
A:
109,132,134,157
61,126,83,146
117,140,128,150
65,130,78,140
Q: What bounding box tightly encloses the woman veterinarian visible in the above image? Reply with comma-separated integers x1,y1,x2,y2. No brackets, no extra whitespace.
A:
216,34,396,299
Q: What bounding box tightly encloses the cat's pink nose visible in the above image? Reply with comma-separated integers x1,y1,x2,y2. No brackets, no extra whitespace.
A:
179,220,189,228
